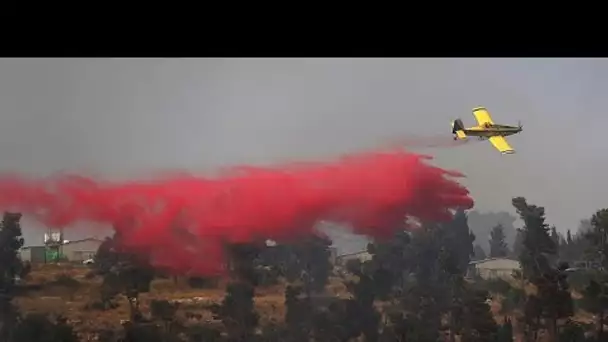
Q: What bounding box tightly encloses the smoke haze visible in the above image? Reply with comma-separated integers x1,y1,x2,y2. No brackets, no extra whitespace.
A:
0,58,606,253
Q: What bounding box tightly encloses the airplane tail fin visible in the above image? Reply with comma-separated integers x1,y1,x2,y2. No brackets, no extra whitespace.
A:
451,119,467,139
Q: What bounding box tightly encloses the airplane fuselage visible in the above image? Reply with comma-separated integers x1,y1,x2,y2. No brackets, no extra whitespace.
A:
461,125,522,139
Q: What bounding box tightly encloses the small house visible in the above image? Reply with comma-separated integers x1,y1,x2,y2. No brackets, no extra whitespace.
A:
335,250,373,265
60,238,104,262
20,237,104,264
467,257,521,280
19,245,47,264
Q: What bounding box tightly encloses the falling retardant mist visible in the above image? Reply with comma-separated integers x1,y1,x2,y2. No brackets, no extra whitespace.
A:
0,149,473,275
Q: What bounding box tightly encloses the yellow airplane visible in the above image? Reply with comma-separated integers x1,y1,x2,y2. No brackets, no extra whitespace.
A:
451,107,523,154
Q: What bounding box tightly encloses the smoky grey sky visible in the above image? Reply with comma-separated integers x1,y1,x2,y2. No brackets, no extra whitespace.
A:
0,58,605,251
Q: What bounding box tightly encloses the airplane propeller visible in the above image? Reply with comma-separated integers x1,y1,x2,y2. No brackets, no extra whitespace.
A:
518,120,523,130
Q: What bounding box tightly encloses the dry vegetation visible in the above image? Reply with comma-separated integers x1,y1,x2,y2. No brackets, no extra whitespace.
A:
15,264,347,340
17,264,595,342
15,264,276,336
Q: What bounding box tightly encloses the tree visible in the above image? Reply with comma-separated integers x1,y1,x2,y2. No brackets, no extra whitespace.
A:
550,226,559,243
93,232,155,320
446,209,476,272
11,314,78,342
211,243,260,342
346,273,380,342
284,284,312,342
440,211,499,342
473,244,487,261
512,197,573,342
150,300,180,335
579,219,593,234
550,226,561,257
489,224,509,258
339,258,380,342
401,224,451,341
581,208,608,339
496,318,514,342
558,320,588,342
457,288,498,342
560,229,591,264
580,277,608,340
212,282,259,342
0,212,29,342
587,209,608,269
374,212,485,342
365,230,413,295
512,197,556,278
260,234,333,294
467,211,517,253
297,235,333,295
511,228,524,259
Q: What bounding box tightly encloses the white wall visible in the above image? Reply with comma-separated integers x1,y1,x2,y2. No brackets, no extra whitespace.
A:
19,248,31,262
336,251,372,265
473,258,521,280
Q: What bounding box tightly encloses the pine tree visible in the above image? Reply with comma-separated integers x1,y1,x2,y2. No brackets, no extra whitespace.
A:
496,318,514,342
581,208,608,339
512,197,573,342
390,224,445,342
298,235,333,295
12,314,78,342
445,212,499,342
550,226,561,257
512,228,524,259
458,288,498,342
284,285,312,342
220,243,261,341
489,224,509,258
587,209,608,269
340,270,380,342
558,320,587,342
0,212,28,342
473,244,487,261
580,277,608,340
93,231,155,320
446,209,476,272
441,211,474,342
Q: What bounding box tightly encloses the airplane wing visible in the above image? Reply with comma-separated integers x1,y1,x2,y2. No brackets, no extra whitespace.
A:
472,107,494,126
488,136,515,154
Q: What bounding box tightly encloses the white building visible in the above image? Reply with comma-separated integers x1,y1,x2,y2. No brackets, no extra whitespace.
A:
19,238,104,263
467,257,521,280
61,238,103,262
335,250,373,265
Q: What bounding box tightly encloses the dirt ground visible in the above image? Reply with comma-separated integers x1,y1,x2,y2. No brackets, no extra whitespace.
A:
15,264,315,339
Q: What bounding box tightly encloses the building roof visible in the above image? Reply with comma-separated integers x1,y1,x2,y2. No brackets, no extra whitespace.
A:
21,245,46,250
63,238,104,245
468,257,519,265
22,237,104,249
336,250,370,258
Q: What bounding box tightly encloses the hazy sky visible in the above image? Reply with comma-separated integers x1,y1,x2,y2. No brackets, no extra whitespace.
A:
0,58,605,250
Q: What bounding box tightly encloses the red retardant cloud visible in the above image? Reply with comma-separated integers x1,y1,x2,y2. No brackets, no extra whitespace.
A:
0,150,473,275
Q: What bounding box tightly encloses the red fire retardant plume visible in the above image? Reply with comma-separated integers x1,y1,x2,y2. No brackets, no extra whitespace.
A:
0,150,473,276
